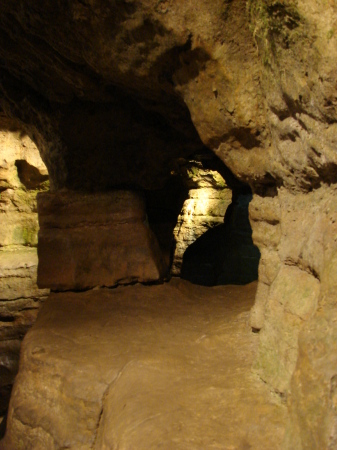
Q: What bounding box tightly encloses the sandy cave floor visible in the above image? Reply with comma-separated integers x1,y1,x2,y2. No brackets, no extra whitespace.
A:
1,279,287,449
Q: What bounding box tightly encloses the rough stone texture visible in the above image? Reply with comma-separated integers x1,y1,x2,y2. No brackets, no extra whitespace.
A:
37,190,167,290
0,117,49,418
171,160,232,275
181,193,260,286
250,186,337,447
0,0,336,447
0,115,48,247
0,248,49,417
0,0,263,192
1,280,287,450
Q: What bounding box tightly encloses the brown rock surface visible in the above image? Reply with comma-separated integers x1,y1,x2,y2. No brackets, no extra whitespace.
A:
0,116,49,418
1,280,287,450
0,0,337,447
37,190,167,290
0,247,49,417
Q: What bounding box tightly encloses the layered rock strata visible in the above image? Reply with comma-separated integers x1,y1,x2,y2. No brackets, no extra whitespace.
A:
171,159,232,275
37,190,167,290
0,0,336,448
0,248,48,417
0,117,49,418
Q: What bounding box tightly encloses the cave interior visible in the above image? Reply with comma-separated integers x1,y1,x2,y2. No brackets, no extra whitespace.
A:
1,0,337,448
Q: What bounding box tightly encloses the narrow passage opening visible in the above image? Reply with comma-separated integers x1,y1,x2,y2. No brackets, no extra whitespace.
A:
146,149,260,286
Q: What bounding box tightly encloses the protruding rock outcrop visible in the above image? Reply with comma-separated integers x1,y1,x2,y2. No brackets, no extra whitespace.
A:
37,190,167,290
171,159,232,275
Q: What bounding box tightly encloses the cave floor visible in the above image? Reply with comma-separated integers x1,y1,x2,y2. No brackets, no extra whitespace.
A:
2,279,287,450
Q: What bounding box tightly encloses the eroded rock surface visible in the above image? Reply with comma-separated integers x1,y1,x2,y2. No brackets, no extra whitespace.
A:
0,117,49,418
0,0,337,447
171,159,232,275
37,190,167,290
1,280,287,450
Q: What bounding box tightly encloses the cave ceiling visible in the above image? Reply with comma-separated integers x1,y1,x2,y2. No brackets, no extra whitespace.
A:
0,0,268,191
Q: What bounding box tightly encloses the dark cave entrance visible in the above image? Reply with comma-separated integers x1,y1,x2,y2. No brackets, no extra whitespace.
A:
146,149,260,286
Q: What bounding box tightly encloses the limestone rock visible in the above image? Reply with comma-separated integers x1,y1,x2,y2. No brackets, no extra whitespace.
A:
0,247,48,301
284,307,337,450
37,190,167,290
171,161,232,275
0,0,337,446
1,281,287,450
0,116,49,418
0,247,48,416
0,115,48,247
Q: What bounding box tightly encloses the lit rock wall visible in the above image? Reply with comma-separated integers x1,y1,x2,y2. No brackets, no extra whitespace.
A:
0,0,337,447
37,190,167,291
0,117,49,417
171,161,232,276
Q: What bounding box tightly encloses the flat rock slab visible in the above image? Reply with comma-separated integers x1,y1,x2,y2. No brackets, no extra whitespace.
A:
2,280,287,449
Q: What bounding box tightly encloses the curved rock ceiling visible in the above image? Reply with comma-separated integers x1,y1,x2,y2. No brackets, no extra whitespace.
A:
1,0,337,447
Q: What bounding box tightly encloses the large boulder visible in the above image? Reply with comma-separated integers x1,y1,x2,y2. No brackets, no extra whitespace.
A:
37,190,167,290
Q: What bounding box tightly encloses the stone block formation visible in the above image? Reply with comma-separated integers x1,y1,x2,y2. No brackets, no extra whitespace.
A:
37,190,167,290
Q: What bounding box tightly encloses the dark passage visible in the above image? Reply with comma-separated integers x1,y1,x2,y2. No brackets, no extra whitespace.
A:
181,190,260,286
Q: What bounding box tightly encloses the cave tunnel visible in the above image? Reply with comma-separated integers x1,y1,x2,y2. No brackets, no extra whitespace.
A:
1,0,336,447
145,148,260,286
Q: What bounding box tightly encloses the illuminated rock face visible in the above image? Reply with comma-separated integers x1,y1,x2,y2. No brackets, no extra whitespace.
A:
0,116,49,417
37,190,167,291
0,0,337,446
171,160,232,276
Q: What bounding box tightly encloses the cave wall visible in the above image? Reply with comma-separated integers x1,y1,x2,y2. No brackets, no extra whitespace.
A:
171,157,232,276
37,189,167,290
0,116,49,417
0,0,336,447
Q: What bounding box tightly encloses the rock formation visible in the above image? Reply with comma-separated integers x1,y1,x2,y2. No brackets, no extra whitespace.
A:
0,0,336,448
171,157,232,275
37,189,167,290
0,116,49,419
1,281,288,450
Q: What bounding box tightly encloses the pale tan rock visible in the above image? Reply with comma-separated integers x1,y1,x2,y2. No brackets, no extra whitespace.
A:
0,247,49,415
285,307,337,450
0,247,48,301
254,265,320,394
249,281,269,331
0,0,337,446
0,119,49,417
37,190,167,290
171,185,232,275
1,281,287,450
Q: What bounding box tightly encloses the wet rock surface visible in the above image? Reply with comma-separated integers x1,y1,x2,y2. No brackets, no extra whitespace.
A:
1,280,287,450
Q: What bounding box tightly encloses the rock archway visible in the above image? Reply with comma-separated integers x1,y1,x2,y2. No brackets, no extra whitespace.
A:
0,0,337,447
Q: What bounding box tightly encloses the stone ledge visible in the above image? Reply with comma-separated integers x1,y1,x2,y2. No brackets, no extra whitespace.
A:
37,190,167,290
